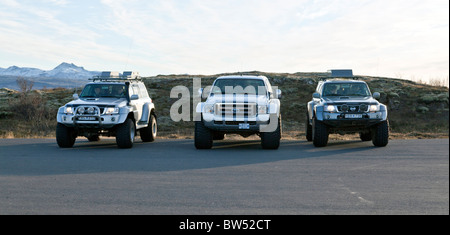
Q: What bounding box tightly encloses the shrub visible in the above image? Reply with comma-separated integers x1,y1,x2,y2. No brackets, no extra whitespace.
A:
416,106,429,113
8,78,51,122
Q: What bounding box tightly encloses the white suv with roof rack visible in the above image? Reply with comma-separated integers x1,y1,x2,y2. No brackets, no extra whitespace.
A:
56,71,157,148
195,75,282,149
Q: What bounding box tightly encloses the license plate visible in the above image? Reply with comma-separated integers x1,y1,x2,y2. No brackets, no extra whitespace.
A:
239,123,250,129
345,114,363,119
78,116,96,121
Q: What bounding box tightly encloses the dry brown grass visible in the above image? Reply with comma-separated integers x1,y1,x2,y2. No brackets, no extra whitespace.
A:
0,73,448,141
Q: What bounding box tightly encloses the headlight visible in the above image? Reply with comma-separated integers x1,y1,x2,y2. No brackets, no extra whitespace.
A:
369,105,380,112
64,106,73,114
258,105,268,114
204,104,214,114
324,105,337,113
105,107,119,115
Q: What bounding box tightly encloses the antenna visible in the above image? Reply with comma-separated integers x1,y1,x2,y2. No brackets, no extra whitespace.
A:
124,39,133,72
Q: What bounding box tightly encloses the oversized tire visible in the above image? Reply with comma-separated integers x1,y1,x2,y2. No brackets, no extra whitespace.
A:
116,118,135,148
360,132,372,141
306,113,312,142
261,118,281,149
56,123,76,148
372,120,389,147
195,120,213,149
312,117,328,147
140,113,157,142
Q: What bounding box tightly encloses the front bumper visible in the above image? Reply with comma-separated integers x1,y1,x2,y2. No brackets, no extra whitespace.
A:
57,114,121,129
202,113,272,132
321,112,384,128
57,106,130,129
204,120,269,132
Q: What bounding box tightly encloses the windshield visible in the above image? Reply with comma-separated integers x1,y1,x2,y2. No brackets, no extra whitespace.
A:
322,83,371,97
211,79,267,96
80,84,127,98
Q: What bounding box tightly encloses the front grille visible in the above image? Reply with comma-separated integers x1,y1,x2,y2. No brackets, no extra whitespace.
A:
72,105,108,115
337,104,369,112
215,103,257,117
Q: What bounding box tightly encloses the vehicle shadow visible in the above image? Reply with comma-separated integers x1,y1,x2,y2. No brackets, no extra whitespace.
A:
0,138,379,176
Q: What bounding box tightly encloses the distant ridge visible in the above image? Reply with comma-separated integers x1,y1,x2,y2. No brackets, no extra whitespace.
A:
0,62,101,90
0,62,100,79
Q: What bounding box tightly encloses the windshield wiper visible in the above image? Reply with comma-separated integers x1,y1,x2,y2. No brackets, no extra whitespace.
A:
346,94,366,96
324,94,342,96
101,95,118,98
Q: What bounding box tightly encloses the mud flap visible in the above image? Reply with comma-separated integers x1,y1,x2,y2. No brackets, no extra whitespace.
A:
138,103,150,125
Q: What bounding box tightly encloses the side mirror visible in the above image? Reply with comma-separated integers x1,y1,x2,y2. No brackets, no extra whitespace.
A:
73,93,79,100
276,89,282,99
373,92,380,100
130,94,139,100
313,92,320,99
198,88,204,98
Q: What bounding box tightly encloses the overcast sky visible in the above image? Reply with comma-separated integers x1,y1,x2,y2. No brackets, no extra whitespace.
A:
0,0,448,82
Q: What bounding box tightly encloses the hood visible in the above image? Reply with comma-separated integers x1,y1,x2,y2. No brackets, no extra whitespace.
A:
66,97,127,107
322,96,378,104
206,94,268,104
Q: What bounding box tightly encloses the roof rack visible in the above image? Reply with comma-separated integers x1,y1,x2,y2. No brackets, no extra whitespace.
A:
320,69,356,81
90,71,142,82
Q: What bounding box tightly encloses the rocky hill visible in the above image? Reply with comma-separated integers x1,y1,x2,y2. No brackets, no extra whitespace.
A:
0,71,448,139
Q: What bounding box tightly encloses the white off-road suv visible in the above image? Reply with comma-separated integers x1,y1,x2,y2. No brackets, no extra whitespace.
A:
195,75,282,149
56,71,157,148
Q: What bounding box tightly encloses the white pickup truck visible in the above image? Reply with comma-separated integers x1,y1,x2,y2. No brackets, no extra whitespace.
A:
195,75,282,149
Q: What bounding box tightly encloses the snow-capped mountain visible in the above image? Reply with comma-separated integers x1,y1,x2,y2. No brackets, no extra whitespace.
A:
0,65,45,77
0,62,101,90
44,62,101,79
0,62,100,79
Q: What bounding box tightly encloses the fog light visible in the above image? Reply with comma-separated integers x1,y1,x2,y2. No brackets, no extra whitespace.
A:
111,117,115,122
341,104,349,112
326,115,330,119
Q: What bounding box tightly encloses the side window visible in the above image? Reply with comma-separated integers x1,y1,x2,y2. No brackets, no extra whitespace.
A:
131,85,139,96
316,84,323,93
138,84,149,99
265,80,272,98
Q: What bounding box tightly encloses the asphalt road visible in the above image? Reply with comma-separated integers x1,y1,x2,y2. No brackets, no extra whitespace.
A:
0,138,448,215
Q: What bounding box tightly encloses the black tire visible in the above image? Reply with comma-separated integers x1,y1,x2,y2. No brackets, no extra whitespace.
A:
212,132,225,140
372,120,389,147
306,113,312,142
360,132,372,141
116,118,135,148
195,120,213,149
312,118,328,147
87,135,100,142
261,118,281,149
140,114,157,142
56,123,76,148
